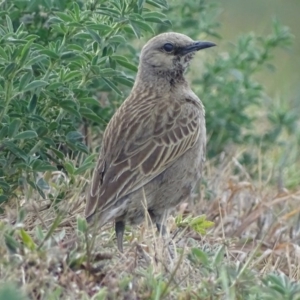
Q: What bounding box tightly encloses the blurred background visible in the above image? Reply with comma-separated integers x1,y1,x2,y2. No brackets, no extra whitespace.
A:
221,0,299,99
221,0,300,189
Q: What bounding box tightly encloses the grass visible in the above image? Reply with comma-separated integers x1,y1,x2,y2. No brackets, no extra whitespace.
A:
1,147,300,299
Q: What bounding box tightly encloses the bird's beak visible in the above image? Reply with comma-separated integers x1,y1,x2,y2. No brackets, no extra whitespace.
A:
179,41,216,55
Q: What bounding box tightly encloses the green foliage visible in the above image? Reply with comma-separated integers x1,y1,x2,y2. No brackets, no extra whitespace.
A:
201,19,294,159
0,0,169,203
176,214,214,234
187,246,300,299
262,273,300,299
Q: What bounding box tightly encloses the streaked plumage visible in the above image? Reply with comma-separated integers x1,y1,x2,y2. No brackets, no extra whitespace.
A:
85,32,215,252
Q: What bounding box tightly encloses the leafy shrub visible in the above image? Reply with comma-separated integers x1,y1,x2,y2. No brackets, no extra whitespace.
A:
0,0,169,206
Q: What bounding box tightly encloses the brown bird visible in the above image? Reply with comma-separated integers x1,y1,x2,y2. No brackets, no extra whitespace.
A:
85,32,215,252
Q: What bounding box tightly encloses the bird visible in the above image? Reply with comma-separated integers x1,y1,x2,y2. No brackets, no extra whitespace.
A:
85,32,216,252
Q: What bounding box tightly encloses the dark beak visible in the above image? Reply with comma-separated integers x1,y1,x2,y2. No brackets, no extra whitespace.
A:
179,41,216,55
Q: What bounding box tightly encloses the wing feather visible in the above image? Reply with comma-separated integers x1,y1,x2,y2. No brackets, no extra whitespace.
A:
85,94,203,220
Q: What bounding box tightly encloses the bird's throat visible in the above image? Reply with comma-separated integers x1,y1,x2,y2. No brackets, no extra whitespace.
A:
136,66,187,90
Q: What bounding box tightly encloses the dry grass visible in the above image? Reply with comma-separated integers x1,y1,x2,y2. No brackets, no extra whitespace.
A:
1,148,300,299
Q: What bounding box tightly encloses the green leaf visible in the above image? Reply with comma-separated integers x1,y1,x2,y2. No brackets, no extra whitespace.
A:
19,39,34,66
91,55,98,65
144,16,166,23
82,153,97,165
130,23,141,38
96,8,120,18
20,229,36,251
100,68,118,76
33,162,57,172
17,208,26,223
190,248,209,266
66,22,82,28
73,142,88,154
67,44,84,52
36,126,48,137
31,159,42,170
48,82,64,90
5,233,21,253
3,62,17,77
0,195,8,204
35,225,45,241
76,216,88,233
213,246,225,266
109,35,127,44
130,19,154,34
8,118,22,138
73,32,91,40
60,51,77,60
0,126,8,139
64,161,75,175
79,107,103,123
73,2,80,21
63,70,82,82
50,147,65,160
4,141,27,160
28,94,37,113
39,137,54,147
6,15,14,32
74,162,94,175
114,58,137,72
102,77,122,95
23,80,48,92
114,76,134,87
86,23,112,32
59,100,81,118
138,0,146,10
66,131,83,142
0,179,10,191
14,130,38,140
78,97,100,106
19,70,33,91
190,215,214,234
0,46,8,60
49,122,58,131
37,213,63,250
111,55,128,62
40,49,60,59
25,54,48,67
146,0,168,9
37,178,50,190
55,11,74,22
87,29,102,44
28,114,46,123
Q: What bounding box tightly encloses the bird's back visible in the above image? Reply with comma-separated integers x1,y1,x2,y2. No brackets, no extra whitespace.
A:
85,83,206,225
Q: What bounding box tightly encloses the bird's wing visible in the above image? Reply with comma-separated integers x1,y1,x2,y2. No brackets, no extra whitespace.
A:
85,95,203,220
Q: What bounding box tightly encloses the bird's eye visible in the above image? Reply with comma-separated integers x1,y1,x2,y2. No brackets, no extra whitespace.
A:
163,43,174,52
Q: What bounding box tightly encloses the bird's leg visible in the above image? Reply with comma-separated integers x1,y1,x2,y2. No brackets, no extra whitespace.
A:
156,223,167,236
148,209,167,236
115,220,125,253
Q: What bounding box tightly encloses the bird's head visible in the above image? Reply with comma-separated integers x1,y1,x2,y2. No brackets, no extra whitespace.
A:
139,32,216,80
